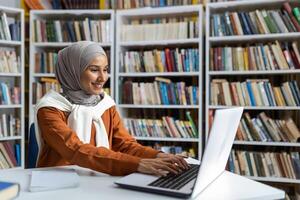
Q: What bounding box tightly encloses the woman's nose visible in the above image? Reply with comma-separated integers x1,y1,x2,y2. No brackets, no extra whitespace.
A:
97,73,105,82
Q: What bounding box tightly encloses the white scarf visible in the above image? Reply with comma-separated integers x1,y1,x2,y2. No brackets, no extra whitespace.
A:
34,90,116,162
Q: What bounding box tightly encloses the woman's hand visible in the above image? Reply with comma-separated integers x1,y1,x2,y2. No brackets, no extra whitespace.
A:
156,153,190,170
137,153,190,176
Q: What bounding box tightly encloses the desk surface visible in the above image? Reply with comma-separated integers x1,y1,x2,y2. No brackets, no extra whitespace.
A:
0,166,284,200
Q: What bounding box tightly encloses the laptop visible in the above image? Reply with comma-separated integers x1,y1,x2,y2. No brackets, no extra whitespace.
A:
115,107,243,199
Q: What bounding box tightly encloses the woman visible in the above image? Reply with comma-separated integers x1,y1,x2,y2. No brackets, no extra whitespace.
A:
34,41,189,176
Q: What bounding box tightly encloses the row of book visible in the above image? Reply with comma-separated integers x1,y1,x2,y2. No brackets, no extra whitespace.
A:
228,150,300,179
32,78,62,104
0,142,20,169
124,111,197,138
236,112,300,143
120,48,199,73
121,17,198,41
25,0,203,10
211,2,300,37
151,142,196,158
0,12,20,41
121,78,199,105
210,41,300,71
0,114,20,138
0,83,20,105
33,19,111,43
210,79,300,107
0,50,20,73
117,0,202,9
34,52,57,73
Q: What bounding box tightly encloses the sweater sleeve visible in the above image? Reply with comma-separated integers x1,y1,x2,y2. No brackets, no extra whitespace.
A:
37,107,141,176
110,106,160,158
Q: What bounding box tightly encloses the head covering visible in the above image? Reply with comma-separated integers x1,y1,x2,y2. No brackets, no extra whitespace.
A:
55,41,107,106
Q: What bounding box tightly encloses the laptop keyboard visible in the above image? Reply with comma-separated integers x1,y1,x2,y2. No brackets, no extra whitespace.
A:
148,164,199,190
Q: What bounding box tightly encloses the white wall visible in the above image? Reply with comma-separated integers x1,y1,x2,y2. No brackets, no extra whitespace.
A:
0,0,20,8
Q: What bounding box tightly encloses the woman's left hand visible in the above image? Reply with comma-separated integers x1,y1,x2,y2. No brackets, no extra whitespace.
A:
156,153,190,170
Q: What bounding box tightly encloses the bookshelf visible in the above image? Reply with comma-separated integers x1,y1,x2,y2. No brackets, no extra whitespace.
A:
206,0,300,197
29,9,115,126
0,6,24,169
116,5,203,159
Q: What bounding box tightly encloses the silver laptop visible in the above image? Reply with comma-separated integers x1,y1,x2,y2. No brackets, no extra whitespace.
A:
115,107,243,199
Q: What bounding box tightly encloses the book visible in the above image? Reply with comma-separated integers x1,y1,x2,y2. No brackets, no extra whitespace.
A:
0,181,19,199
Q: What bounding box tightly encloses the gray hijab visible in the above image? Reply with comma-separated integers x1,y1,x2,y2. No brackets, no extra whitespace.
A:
55,41,107,106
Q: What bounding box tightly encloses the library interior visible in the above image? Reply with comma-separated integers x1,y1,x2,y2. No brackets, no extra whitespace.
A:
0,0,299,199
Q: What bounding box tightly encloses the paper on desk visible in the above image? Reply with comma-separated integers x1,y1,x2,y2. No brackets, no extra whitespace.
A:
29,168,80,192
184,157,201,165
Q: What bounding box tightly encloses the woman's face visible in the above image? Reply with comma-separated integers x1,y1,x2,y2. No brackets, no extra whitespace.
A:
80,55,109,95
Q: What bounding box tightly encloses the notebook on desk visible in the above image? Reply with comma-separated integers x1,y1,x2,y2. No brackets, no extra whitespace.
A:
115,107,243,199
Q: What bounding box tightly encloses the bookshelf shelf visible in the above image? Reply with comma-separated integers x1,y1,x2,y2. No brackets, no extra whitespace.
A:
33,73,56,78
29,10,115,127
118,104,200,109
209,32,300,44
209,69,300,75
0,40,22,46
33,42,111,47
0,105,22,109
0,73,22,77
0,136,23,141
118,72,200,77
0,6,24,170
116,5,203,159
135,137,199,142
234,141,300,147
120,38,200,47
206,0,300,195
209,106,300,111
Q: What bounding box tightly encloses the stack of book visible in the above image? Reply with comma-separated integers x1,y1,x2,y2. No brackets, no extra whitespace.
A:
0,50,20,73
33,18,111,43
120,48,199,73
210,79,300,107
210,2,300,37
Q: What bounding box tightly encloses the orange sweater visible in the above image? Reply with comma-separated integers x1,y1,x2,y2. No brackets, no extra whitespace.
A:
37,106,159,176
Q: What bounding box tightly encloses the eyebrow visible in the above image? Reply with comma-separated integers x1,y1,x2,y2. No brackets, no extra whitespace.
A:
88,65,109,68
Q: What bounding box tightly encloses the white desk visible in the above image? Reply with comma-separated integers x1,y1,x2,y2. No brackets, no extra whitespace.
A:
0,166,284,200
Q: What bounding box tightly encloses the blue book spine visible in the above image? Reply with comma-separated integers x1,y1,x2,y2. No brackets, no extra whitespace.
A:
260,44,268,68
289,81,300,106
169,83,177,104
163,83,170,105
14,144,21,166
192,86,197,105
160,51,167,72
158,82,166,105
240,12,252,35
263,82,274,106
246,81,256,106
292,80,300,103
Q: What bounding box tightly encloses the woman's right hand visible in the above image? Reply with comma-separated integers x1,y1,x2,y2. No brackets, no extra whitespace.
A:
137,158,184,176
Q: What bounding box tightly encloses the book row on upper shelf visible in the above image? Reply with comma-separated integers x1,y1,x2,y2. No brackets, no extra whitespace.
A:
121,77,199,105
0,49,20,73
210,2,300,37
228,150,300,180
33,18,111,43
123,111,198,139
121,17,198,41
0,113,20,138
210,41,300,71
34,50,110,74
0,141,20,169
210,79,300,107
24,0,203,10
120,48,199,73
0,83,21,105
0,12,20,41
